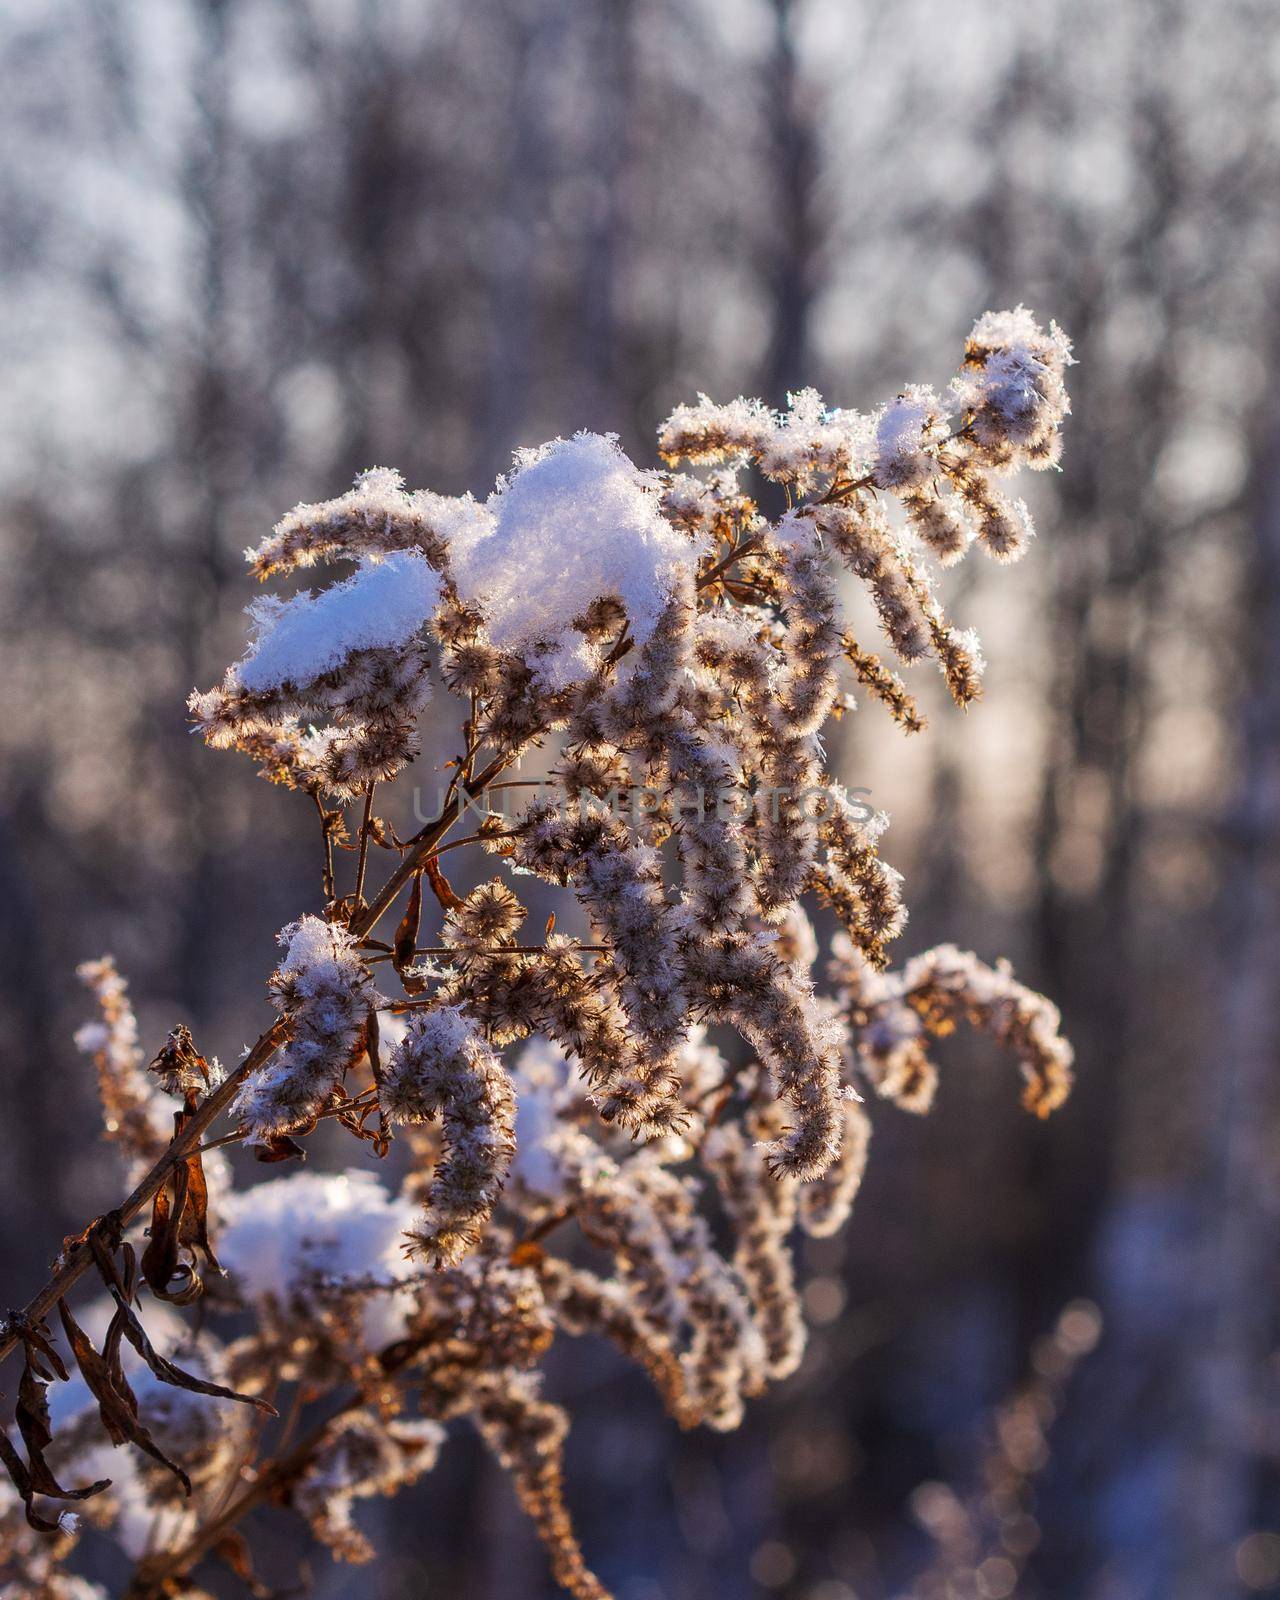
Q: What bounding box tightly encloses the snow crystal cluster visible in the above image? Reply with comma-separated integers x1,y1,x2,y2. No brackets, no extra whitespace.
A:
380,1005,517,1267
231,915,381,1143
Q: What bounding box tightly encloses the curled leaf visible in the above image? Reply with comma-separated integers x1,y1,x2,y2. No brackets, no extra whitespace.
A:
364,1008,392,1155
58,1296,191,1495
253,1131,308,1164
95,1241,277,1419
140,1158,198,1305
393,871,425,992
139,1111,222,1303
0,1424,107,1533
0,1319,110,1531
425,853,464,912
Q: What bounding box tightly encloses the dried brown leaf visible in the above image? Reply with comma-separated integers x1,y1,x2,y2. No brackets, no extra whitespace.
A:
140,1160,199,1305
364,1008,392,1155
95,1243,276,1420
253,1131,308,1164
393,871,424,991
139,1112,222,1302
3,1324,111,1520
148,1024,213,1103
0,1424,106,1533
57,1296,191,1495
425,853,465,912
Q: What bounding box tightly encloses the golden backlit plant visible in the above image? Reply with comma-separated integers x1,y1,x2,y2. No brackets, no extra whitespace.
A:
0,308,1074,1600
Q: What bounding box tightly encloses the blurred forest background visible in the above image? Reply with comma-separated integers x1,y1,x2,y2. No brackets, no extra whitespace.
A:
3,0,1280,1596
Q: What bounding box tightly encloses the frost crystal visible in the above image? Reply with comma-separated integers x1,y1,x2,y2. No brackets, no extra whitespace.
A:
231,915,380,1141
873,384,947,491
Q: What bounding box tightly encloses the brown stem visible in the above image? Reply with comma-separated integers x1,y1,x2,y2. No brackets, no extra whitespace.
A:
427,828,517,860
353,782,377,906
125,1407,341,1597
0,1017,288,1370
361,754,512,935
697,535,760,591
126,1323,448,1598
411,943,612,957
312,792,336,902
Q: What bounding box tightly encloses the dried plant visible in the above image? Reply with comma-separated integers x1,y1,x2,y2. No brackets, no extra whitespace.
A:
905,1300,1103,1600
0,308,1075,1599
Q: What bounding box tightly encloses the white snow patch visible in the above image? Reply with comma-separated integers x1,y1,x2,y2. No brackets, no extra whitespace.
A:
234,550,441,692
219,1169,417,1348
510,1038,574,1200
274,914,368,1000
449,432,705,665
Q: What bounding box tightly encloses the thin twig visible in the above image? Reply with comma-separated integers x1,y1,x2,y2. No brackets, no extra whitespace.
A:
427,829,516,860
126,1321,450,1597
126,1407,343,1597
697,535,760,591
418,942,611,956
207,1371,281,1522
311,792,336,902
353,782,377,906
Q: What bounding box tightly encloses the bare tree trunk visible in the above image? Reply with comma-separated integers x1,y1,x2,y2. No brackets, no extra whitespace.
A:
1176,380,1280,1597
475,0,557,484
762,0,819,404
173,0,242,1024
